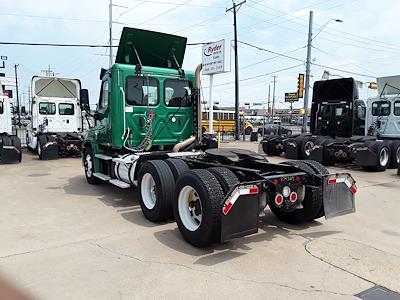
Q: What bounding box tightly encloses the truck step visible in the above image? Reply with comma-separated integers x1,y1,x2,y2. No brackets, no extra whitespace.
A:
95,154,113,161
112,157,134,164
93,173,111,181
109,179,131,189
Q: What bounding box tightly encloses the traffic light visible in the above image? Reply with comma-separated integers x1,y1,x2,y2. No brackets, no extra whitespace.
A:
368,82,378,89
297,73,305,98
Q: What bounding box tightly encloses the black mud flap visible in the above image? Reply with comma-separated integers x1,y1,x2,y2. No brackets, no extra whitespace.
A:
41,142,59,160
355,147,377,167
0,146,20,164
220,184,261,242
323,173,356,219
285,140,299,159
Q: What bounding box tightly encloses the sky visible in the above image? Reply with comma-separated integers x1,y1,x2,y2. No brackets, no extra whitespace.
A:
1,0,400,111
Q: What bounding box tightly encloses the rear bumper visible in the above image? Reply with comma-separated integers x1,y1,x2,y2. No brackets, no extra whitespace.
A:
220,173,356,242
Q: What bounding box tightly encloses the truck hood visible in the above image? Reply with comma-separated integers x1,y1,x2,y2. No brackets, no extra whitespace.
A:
115,27,187,69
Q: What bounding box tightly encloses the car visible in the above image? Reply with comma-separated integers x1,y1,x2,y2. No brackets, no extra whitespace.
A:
258,124,292,136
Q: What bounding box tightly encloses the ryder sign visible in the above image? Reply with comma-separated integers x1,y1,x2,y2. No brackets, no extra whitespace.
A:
202,40,226,75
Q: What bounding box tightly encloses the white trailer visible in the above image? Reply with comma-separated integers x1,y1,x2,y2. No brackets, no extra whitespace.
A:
26,76,84,160
0,95,21,163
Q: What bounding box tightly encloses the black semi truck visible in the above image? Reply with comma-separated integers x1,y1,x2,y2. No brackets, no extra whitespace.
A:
260,77,400,172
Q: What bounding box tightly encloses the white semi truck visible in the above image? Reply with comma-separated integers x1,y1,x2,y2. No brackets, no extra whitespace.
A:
26,76,84,160
0,95,22,163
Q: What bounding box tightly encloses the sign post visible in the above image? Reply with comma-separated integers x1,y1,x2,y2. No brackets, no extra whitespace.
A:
202,39,228,134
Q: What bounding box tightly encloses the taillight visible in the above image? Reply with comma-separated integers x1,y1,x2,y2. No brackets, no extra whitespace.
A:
275,194,283,206
290,192,298,203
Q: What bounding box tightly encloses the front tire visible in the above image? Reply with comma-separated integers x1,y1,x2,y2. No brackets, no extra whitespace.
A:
138,160,175,222
174,169,224,247
83,147,100,184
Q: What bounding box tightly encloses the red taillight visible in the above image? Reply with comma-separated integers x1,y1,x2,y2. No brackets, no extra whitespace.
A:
273,179,279,185
249,186,259,194
350,185,357,194
289,192,298,203
328,178,337,185
275,194,283,206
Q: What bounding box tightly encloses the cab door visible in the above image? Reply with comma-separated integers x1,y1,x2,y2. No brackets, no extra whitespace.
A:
95,76,111,146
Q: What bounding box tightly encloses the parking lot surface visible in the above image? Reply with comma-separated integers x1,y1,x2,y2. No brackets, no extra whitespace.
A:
1,143,399,299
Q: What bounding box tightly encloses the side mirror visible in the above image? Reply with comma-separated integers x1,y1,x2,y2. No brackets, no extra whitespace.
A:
80,89,90,111
21,106,26,114
94,111,104,121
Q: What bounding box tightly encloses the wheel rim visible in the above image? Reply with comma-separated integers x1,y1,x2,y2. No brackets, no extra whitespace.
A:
304,141,314,156
85,154,93,177
379,147,389,166
178,185,203,231
141,173,157,210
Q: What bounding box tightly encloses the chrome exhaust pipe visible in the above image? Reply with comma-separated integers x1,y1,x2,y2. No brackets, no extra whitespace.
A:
173,136,196,152
195,64,202,142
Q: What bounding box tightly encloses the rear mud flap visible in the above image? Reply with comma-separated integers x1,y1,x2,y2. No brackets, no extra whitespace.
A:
309,145,324,163
323,174,356,219
42,143,59,160
355,148,377,167
0,146,20,164
285,141,299,159
220,184,260,242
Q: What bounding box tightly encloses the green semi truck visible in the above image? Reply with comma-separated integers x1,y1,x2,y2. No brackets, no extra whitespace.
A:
80,27,357,247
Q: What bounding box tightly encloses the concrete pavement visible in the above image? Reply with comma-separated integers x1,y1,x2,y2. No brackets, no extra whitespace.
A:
0,145,399,299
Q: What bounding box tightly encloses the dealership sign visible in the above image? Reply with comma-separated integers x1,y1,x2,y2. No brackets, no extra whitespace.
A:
0,77,16,86
202,40,227,75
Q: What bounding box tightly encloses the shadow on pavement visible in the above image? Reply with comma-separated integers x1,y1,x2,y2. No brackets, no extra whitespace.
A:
154,210,340,266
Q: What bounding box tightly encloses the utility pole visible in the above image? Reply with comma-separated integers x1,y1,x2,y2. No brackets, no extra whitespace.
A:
267,84,270,115
41,65,58,77
302,11,313,133
227,0,246,140
14,64,20,124
271,75,277,117
109,0,113,67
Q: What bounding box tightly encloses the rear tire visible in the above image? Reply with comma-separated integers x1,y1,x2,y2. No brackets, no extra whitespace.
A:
165,158,189,181
388,141,400,169
207,167,240,194
138,160,175,222
37,135,47,160
270,160,323,224
362,141,391,172
173,169,224,247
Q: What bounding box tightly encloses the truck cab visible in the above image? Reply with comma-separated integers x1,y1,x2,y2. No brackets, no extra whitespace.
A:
84,27,198,154
27,76,84,159
0,96,12,135
310,78,365,137
0,96,22,163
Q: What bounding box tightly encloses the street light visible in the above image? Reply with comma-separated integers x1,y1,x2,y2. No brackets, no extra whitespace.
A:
302,11,343,133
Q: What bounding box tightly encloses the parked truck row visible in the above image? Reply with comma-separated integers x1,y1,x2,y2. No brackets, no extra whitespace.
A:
260,77,400,172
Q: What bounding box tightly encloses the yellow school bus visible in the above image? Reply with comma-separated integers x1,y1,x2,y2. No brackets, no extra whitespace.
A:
201,110,253,134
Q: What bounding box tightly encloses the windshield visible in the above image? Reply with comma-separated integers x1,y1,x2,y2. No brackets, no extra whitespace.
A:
39,102,56,115
165,80,192,107
372,101,390,116
125,76,159,106
59,103,75,115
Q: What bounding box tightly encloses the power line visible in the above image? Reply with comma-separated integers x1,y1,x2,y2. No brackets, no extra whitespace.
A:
0,12,106,23
125,0,224,9
237,40,376,78
204,63,304,88
0,41,210,47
